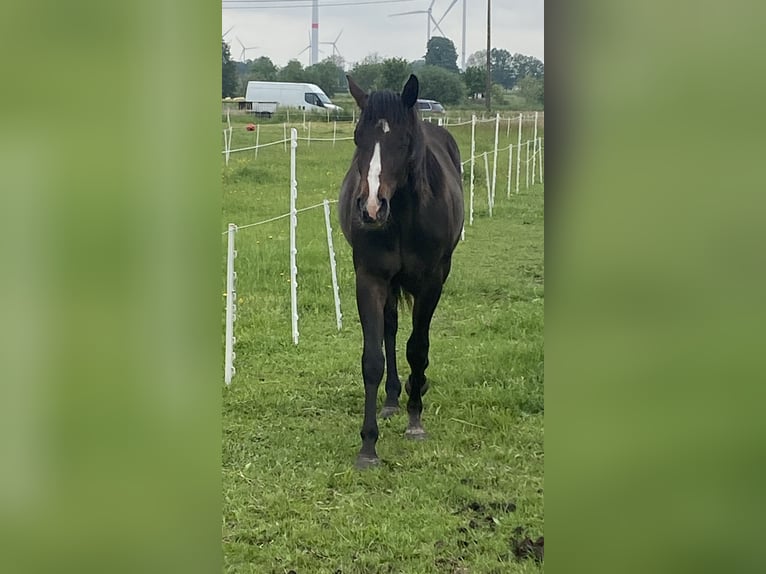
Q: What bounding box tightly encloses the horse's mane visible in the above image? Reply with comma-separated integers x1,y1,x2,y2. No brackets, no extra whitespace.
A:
359,91,431,201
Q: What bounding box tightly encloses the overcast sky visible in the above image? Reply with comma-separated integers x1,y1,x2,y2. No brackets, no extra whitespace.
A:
222,0,544,69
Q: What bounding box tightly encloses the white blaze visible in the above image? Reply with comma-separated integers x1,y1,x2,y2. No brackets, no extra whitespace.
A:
366,142,382,218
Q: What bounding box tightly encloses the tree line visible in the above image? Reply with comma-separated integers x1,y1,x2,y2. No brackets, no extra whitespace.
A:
222,37,544,108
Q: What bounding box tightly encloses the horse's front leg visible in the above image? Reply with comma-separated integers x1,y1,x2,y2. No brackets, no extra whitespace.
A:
405,281,444,440
355,270,387,469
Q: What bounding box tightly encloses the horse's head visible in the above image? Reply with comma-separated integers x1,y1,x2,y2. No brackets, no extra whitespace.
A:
347,74,421,227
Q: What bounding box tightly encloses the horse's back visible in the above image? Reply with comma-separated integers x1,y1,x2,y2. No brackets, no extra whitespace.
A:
423,122,462,177
422,122,464,247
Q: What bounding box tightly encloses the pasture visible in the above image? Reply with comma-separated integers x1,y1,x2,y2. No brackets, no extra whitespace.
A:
221,112,544,573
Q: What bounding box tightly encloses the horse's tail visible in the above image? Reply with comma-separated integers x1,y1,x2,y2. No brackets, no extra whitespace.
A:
393,284,414,310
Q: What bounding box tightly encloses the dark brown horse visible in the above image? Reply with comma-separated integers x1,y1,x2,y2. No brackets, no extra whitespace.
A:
339,74,464,468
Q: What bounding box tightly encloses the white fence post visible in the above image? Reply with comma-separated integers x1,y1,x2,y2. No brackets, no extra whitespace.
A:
483,152,492,217
507,141,513,199
255,124,260,159
323,200,343,331
333,121,337,147
531,111,538,185
283,122,288,152
224,223,237,385
289,128,299,345
461,163,465,241
491,112,500,207
469,114,476,225
526,140,531,189
516,114,522,194
307,121,311,147
538,137,544,183
223,129,230,166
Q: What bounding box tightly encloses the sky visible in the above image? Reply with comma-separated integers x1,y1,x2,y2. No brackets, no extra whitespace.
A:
222,0,544,69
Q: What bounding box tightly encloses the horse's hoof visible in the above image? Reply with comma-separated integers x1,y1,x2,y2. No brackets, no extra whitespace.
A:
354,454,381,470
405,427,428,440
380,405,399,419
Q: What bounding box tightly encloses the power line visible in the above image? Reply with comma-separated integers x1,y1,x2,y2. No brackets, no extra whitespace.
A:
222,0,417,8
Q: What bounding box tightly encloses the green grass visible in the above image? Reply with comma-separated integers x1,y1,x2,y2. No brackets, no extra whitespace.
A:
221,116,544,573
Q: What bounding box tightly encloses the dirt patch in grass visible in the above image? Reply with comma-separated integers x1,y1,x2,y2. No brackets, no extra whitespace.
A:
511,526,544,563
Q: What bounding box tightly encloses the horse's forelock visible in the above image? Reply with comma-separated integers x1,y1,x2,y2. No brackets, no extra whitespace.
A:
361,91,414,126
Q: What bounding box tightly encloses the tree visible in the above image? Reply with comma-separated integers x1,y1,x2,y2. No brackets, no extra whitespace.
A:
465,48,512,88
379,58,412,91
325,54,346,71
415,65,464,105
463,66,486,98
348,55,385,91
491,83,506,106
248,56,278,81
305,58,344,97
424,37,459,73
222,40,238,97
509,53,544,84
516,75,544,107
489,48,514,88
277,60,306,83
466,50,486,68
466,49,544,90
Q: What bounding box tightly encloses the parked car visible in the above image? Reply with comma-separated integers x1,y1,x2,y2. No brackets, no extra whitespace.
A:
416,99,446,114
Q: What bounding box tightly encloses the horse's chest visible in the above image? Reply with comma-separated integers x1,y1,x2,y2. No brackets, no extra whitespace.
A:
398,229,445,274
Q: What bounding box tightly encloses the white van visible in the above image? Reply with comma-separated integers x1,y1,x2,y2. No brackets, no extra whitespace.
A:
244,81,343,117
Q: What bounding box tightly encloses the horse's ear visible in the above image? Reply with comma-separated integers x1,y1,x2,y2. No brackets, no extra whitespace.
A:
346,75,368,109
401,74,419,108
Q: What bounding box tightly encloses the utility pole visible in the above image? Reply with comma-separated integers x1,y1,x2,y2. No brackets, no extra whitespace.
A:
461,0,467,71
486,0,491,111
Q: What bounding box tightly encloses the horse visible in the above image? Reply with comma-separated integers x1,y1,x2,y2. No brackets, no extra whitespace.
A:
339,74,464,468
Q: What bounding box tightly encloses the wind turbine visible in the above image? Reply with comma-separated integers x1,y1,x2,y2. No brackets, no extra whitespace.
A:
434,0,467,70
236,37,259,62
320,29,344,61
222,26,234,64
389,0,447,44
297,30,323,63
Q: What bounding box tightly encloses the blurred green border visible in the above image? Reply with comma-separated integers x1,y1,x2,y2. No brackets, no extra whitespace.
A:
3,0,765,572
546,1,766,573
0,2,222,572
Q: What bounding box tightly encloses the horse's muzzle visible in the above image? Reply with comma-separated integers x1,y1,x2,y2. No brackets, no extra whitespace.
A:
357,196,389,226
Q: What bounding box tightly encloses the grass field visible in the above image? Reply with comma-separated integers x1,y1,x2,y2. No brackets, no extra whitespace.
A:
221,113,544,573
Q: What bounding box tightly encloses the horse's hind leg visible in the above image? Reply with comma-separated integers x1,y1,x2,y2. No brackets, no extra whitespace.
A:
380,287,401,419
404,282,444,440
